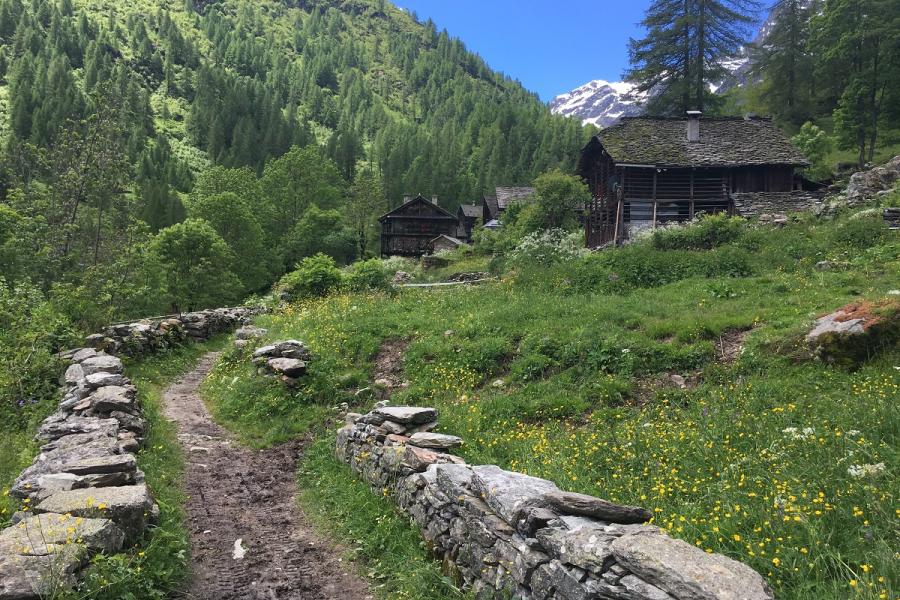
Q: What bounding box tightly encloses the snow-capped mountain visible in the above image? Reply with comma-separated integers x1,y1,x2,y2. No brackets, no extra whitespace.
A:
552,1,815,127
548,80,647,128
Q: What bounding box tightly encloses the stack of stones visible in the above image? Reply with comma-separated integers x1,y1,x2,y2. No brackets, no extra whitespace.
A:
0,307,259,599
233,325,269,350
252,340,311,386
86,307,262,357
884,207,899,229
337,405,774,600
0,349,157,599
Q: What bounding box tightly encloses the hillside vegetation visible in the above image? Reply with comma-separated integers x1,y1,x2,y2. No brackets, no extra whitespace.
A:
0,0,589,462
204,200,899,600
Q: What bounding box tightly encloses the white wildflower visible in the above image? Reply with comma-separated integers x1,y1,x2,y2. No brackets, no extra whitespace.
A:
847,463,886,479
782,427,815,440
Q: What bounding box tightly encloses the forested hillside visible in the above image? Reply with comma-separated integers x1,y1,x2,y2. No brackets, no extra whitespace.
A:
0,0,588,323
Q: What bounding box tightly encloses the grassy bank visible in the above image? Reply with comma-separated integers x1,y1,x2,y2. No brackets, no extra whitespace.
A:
63,338,224,599
205,203,898,600
202,339,469,598
299,437,470,600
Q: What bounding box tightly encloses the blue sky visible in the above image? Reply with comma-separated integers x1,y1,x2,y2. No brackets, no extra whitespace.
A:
395,0,651,101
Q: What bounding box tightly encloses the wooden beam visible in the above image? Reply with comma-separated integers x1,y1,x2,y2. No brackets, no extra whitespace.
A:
689,170,695,220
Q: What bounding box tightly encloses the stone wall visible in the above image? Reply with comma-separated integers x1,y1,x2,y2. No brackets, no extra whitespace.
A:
337,405,774,600
0,307,259,599
731,191,825,218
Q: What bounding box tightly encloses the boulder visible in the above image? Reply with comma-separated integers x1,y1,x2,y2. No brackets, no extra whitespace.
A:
471,465,559,527
0,513,124,556
374,406,438,425
845,156,900,205
266,358,307,378
543,490,651,524
611,531,774,600
79,355,123,376
806,301,899,365
408,432,463,450
35,485,155,543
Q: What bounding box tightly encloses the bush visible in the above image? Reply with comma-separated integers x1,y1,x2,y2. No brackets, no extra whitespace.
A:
829,217,890,250
0,279,78,432
345,259,392,292
277,254,344,299
508,229,586,269
651,214,746,251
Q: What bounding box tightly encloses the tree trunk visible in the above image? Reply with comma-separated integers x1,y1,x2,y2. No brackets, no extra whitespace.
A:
682,0,692,113
866,41,881,165
696,1,706,112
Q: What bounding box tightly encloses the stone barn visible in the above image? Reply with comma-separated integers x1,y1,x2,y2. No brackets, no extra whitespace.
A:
579,112,814,246
379,195,458,257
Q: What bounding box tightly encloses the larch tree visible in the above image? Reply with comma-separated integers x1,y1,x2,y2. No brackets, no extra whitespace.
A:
812,0,900,166
626,0,761,114
751,0,817,126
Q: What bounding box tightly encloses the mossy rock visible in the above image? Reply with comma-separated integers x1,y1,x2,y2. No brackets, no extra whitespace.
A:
806,300,900,367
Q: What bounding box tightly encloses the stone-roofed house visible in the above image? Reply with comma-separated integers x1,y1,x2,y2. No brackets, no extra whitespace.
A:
482,187,535,225
379,195,459,257
457,204,481,241
578,112,816,246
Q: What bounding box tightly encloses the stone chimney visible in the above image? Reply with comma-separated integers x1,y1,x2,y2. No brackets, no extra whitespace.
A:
403,194,412,204
432,195,439,206
686,110,702,143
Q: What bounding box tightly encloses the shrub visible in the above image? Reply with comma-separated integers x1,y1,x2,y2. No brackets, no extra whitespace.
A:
651,214,746,251
829,217,890,250
277,254,343,299
345,259,392,292
791,122,835,182
0,279,77,432
508,229,586,269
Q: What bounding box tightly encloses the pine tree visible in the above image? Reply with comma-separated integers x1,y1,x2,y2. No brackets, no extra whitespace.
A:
626,0,761,114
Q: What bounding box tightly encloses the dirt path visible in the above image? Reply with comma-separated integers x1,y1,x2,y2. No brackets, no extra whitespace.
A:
162,353,371,600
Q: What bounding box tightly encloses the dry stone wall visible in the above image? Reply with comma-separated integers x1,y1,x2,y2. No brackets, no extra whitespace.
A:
0,307,260,600
731,191,825,218
337,405,775,600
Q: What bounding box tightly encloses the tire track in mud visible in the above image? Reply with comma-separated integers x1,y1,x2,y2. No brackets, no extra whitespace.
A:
162,353,371,600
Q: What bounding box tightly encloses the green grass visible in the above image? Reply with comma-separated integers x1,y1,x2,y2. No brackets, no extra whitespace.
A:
62,337,227,599
205,203,899,600
299,437,471,600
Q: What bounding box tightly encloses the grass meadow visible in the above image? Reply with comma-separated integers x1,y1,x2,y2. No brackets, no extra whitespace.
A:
205,204,899,600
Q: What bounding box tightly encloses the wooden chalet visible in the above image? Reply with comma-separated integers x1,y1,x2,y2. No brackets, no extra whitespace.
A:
482,187,535,225
579,112,810,246
379,195,458,257
456,204,481,241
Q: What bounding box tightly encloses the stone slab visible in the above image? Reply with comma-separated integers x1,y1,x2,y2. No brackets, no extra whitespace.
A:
35,485,154,543
611,531,774,600
374,406,438,425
